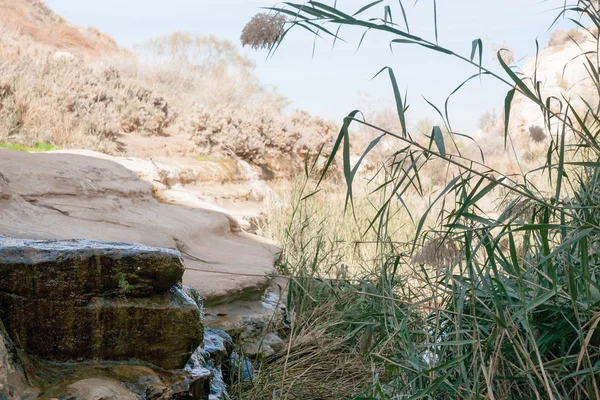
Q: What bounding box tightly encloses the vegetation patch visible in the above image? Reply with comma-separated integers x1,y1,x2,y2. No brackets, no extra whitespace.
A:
244,1,600,398
0,142,59,152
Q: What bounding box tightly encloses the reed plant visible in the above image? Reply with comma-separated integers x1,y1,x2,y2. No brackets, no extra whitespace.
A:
243,1,600,398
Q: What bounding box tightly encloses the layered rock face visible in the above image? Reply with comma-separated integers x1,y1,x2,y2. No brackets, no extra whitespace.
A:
0,149,279,304
0,237,203,370
0,149,283,398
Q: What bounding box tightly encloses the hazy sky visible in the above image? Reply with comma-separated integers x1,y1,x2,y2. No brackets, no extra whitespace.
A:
46,0,572,133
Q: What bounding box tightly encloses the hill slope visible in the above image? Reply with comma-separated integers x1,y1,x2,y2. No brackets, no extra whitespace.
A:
0,0,124,56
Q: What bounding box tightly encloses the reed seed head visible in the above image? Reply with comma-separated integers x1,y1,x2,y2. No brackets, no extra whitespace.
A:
241,13,286,50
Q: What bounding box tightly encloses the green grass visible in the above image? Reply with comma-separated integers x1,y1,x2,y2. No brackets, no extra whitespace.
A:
240,1,600,399
0,142,59,152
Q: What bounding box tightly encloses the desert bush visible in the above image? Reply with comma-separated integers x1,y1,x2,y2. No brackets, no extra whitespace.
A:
187,105,337,168
477,109,497,132
0,17,333,171
134,33,283,114
548,28,594,50
248,1,600,398
0,36,178,150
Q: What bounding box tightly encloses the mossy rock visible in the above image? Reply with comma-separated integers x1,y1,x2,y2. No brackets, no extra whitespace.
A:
0,237,185,300
0,287,203,370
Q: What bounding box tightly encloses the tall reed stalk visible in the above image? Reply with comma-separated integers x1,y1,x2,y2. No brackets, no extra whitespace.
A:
244,1,600,398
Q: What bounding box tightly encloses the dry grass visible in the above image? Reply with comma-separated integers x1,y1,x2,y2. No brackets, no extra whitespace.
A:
241,300,373,400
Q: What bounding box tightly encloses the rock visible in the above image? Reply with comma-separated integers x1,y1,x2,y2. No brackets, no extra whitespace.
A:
168,372,210,400
0,149,279,305
0,237,185,300
0,149,283,397
65,378,140,400
202,328,233,367
0,286,202,370
205,281,287,357
52,51,76,61
0,320,34,399
186,328,233,400
244,332,284,357
40,366,211,400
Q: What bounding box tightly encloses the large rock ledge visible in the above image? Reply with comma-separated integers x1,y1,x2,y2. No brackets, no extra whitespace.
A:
0,149,280,304
0,237,185,299
0,288,202,370
0,237,203,371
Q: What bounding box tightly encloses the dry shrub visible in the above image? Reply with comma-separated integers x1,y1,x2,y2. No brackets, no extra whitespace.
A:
119,87,173,136
137,33,254,75
134,33,288,116
548,28,594,50
187,106,337,167
0,44,174,150
0,5,334,174
490,41,516,64
477,109,497,132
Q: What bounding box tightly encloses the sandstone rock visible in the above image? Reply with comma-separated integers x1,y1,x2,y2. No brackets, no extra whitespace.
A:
66,378,141,400
0,287,202,370
40,366,211,400
0,149,279,304
0,237,185,300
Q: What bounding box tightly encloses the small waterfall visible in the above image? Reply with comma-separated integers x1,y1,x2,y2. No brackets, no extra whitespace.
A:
236,159,270,202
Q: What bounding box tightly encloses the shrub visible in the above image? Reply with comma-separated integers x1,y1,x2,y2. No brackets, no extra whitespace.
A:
186,105,337,169
0,24,327,172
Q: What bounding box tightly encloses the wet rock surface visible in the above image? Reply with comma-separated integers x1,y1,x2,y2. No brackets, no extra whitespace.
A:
0,287,202,370
0,237,185,300
186,328,253,400
0,237,203,371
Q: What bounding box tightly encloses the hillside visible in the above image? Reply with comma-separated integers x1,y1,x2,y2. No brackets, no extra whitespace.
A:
0,0,124,57
470,28,599,174
0,0,338,181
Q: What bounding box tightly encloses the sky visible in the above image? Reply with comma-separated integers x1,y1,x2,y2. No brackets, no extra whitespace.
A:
46,0,573,133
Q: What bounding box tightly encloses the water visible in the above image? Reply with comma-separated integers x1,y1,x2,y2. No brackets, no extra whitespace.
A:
185,328,244,400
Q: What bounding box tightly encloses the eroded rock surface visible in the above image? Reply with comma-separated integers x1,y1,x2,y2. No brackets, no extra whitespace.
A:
1,287,202,370
0,149,279,304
